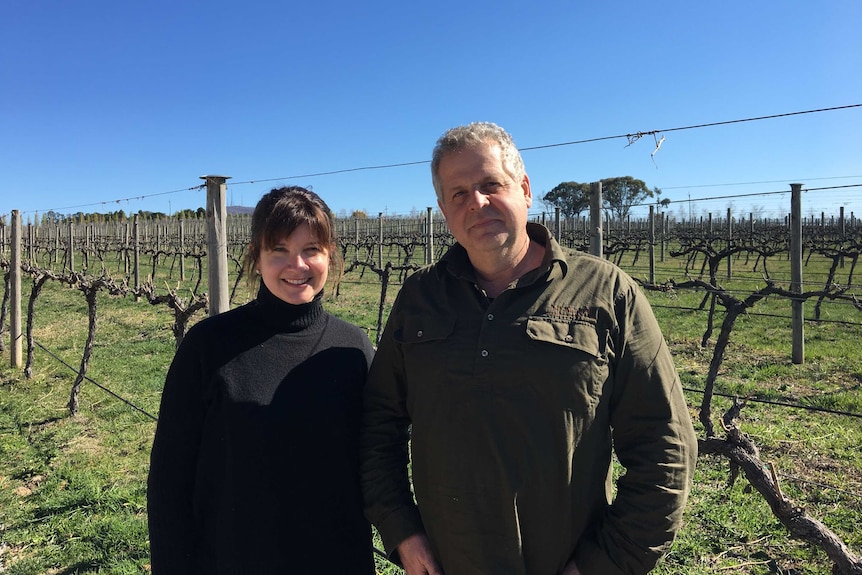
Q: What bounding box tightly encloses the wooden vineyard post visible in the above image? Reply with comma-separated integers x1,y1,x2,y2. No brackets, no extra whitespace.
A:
554,207,561,244
84,223,91,270
10,210,22,368
378,212,383,270
425,207,433,265
68,221,75,273
133,214,141,301
179,218,186,281
202,175,231,316
665,213,670,260
727,207,733,280
123,221,130,276
649,205,656,284
790,183,804,364
840,206,846,269
589,181,602,258
54,225,60,265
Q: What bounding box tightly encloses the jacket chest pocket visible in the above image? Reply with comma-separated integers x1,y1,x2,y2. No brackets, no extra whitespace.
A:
524,318,611,412
393,314,459,408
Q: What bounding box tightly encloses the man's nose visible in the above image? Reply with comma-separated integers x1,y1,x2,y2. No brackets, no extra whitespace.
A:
466,187,489,210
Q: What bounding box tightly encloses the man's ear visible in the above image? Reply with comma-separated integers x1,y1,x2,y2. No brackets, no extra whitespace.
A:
522,174,532,208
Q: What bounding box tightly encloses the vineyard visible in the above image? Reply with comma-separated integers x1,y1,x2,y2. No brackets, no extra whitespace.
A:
1,206,862,574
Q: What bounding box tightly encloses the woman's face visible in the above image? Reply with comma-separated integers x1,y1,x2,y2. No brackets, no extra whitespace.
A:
257,223,330,305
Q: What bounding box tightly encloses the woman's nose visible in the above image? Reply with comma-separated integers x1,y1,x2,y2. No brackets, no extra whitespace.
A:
285,253,308,268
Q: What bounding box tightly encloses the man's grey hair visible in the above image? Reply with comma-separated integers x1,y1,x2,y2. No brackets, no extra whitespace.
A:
431,122,526,202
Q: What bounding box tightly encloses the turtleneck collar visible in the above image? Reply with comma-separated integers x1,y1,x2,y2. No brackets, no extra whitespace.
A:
253,282,325,332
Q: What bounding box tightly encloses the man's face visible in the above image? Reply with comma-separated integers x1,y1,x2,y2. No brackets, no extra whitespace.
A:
436,141,532,260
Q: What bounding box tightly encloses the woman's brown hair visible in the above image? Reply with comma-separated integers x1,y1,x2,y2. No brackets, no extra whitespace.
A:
243,186,343,293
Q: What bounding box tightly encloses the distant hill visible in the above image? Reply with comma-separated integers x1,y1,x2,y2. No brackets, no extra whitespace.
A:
227,205,254,215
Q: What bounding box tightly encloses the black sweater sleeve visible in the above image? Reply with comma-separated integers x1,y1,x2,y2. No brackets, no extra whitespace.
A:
147,325,208,573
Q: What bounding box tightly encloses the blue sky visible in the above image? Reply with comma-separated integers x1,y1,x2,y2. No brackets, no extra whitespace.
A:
2,1,860,223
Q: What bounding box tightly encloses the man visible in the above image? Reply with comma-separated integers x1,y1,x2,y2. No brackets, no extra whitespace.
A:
360,122,697,575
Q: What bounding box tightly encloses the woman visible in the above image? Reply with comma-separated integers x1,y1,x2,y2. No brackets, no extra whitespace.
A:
147,186,376,574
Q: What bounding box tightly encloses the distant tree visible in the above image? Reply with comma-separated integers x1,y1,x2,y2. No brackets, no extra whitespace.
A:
601,176,659,221
542,181,591,218
43,211,64,225
657,197,671,214
136,210,167,220
103,209,127,221
350,209,368,219
176,208,199,220
749,204,765,223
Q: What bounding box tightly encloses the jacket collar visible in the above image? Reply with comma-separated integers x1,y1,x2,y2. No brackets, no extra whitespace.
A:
437,222,569,286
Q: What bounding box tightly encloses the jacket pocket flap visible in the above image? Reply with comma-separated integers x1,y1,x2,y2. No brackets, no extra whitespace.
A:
526,318,602,357
394,315,456,344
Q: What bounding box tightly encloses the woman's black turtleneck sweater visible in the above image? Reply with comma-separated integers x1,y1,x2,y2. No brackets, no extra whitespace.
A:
147,284,375,574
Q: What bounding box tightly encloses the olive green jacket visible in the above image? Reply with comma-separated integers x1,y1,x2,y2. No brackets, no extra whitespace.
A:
360,224,697,575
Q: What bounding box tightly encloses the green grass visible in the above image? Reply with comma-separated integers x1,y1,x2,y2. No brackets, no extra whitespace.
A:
1,243,861,574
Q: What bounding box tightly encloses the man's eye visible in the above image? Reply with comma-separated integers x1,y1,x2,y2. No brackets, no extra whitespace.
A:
481,182,502,192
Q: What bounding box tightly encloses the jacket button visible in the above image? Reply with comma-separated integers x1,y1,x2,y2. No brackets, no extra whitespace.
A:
417,330,424,338
481,349,489,357
487,313,494,321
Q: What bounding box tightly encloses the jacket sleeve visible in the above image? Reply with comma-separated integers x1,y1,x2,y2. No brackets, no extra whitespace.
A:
147,329,207,574
359,297,425,561
574,280,698,575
